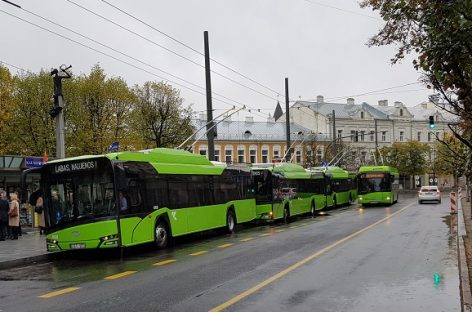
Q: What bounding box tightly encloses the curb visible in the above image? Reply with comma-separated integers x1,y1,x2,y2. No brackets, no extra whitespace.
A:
459,198,472,312
0,254,54,271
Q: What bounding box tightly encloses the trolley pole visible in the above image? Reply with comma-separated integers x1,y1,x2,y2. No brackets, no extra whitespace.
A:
285,78,291,162
50,65,72,159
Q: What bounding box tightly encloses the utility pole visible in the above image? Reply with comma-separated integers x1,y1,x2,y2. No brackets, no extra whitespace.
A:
204,31,215,161
285,78,291,162
332,110,336,157
50,65,72,159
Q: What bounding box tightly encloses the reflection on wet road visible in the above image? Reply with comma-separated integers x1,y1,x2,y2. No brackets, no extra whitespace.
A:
0,196,460,312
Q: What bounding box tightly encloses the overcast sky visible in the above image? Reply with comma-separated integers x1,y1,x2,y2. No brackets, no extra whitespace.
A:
0,0,432,121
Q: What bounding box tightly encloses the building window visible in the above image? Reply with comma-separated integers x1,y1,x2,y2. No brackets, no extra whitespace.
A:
360,131,365,142
237,147,245,163
361,151,367,164
381,131,386,142
351,130,356,142
370,131,374,142
272,145,281,161
428,132,432,142
295,148,302,163
306,149,312,162
262,149,269,163
214,149,220,162
225,146,233,164
337,130,343,139
360,111,364,119
316,147,323,163
199,145,207,157
399,131,404,142
400,109,403,117
417,131,421,142
250,147,257,163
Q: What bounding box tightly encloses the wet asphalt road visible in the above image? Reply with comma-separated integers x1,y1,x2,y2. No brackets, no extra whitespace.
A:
0,195,460,312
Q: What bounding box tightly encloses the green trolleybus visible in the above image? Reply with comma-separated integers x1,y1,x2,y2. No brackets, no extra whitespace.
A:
357,166,399,205
251,163,326,223
309,166,352,208
24,148,257,252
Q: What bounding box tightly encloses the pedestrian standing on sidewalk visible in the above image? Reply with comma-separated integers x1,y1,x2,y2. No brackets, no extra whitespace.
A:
0,191,9,241
35,193,45,235
8,192,20,240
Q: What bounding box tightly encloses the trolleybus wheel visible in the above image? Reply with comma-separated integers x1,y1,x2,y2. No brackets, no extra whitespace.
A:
283,206,290,224
310,202,316,217
155,219,170,249
226,209,236,233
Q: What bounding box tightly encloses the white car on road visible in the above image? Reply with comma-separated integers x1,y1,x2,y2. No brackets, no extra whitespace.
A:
418,186,441,204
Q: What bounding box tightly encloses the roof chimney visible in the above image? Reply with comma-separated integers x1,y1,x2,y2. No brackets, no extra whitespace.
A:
316,95,324,104
347,98,355,105
378,100,388,107
394,101,403,108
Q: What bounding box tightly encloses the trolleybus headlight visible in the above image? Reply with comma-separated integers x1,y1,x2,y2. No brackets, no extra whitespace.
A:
386,197,391,200
47,239,58,244
100,234,119,241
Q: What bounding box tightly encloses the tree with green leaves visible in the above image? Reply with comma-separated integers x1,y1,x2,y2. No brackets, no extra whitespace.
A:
8,70,56,156
361,0,472,149
0,65,16,154
435,132,472,181
379,141,431,177
133,81,194,148
65,65,138,155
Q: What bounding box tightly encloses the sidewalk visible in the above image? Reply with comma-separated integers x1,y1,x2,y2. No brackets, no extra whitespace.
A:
0,227,50,270
460,196,472,311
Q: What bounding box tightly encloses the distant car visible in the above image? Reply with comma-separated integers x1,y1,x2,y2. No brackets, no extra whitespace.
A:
418,186,441,204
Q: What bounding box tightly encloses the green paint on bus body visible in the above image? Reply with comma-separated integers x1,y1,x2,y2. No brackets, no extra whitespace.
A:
357,166,399,205
43,148,257,252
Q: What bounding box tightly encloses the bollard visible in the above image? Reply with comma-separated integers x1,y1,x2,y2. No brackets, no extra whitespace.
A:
458,187,463,199
450,192,457,214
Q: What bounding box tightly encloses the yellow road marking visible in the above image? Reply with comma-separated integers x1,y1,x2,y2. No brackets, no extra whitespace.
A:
104,271,137,280
240,237,254,242
209,203,413,312
259,233,270,237
153,259,177,266
218,243,233,248
38,287,80,298
190,250,208,256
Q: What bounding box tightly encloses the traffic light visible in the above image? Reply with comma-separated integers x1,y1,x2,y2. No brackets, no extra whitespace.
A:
429,115,435,129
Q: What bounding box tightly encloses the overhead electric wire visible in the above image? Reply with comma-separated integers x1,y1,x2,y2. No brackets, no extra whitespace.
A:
101,0,286,98
0,2,270,112
322,82,423,102
0,60,30,73
304,0,382,21
0,9,242,111
66,0,279,102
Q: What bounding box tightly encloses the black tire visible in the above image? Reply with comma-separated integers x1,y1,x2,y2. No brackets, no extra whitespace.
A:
226,209,236,233
155,219,170,249
310,201,316,217
283,206,290,224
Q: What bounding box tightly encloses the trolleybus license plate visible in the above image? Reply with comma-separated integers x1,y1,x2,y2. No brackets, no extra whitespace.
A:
70,243,86,249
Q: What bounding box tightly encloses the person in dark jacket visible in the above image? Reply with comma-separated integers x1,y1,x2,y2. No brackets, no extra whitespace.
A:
0,191,10,240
